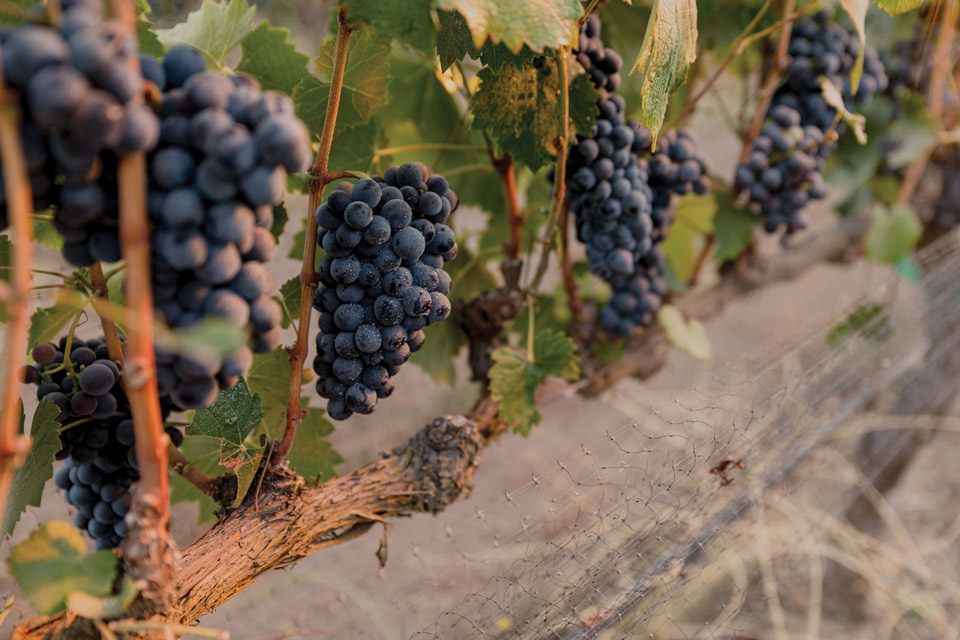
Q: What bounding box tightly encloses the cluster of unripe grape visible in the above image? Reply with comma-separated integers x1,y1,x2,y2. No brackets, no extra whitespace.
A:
312,164,458,420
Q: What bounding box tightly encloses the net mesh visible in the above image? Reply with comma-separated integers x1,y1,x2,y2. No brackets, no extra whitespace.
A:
199,231,960,640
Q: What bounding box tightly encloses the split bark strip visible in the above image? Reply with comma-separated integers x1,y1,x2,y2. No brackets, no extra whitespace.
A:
111,0,175,607
271,8,352,469
0,49,35,524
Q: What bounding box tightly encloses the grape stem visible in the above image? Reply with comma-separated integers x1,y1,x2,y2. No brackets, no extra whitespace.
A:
88,262,124,362
529,45,571,295
271,7,353,470
492,153,525,262
738,0,797,165
111,0,176,606
558,200,584,324
688,234,716,287
0,43,36,527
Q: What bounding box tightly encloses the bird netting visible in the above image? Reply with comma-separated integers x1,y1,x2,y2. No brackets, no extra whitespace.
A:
198,230,960,640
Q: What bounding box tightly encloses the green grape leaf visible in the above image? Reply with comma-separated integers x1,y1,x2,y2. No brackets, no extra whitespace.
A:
569,73,601,137
287,174,311,195
270,203,289,241
286,403,342,483
8,521,120,615
489,330,579,436
156,0,257,67
313,29,390,129
170,435,224,525
28,289,85,353
0,235,10,284
33,218,64,252
187,378,265,505
3,399,61,536
137,1,164,59
292,74,329,140
826,302,891,347
275,276,302,330
661,192,716,283
327,118,380,174
873,0,926,15
865,204,921,264
436,10,554,73
245,347,291,423
443,242,499,302
657,303,711,361
434,0,581,54
631,0,699,147
292,73,381,174
156,316,248,361
65,575,138,620
386,54,462,152
472,62,596,171
820,76,866,143
409,316,467,385
712,192,759,262
341,0,436,54
237,22,310,95
838,0,866,92
288,215,307,261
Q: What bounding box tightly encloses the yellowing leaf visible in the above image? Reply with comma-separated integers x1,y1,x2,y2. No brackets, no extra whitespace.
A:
821,76,867,144
472,62,599,171
631,0,698,147
8,522,120,615
66,577,138,619
873,0,926,15
662,193,716,283
837,0,866,93
314,29,390,129
657,304,711,361
434,0,582,54
489,330,579,436
156,0,257,67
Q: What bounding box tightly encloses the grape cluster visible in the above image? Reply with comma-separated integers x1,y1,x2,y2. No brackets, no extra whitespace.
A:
737,12,888,236
148,45,308,410
312,163,458,420
771,11,888,132
733,105,829,234
575,14,622,93
563,14,711,336
0,0,159,264
23,337,178,549
566,95,660,336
